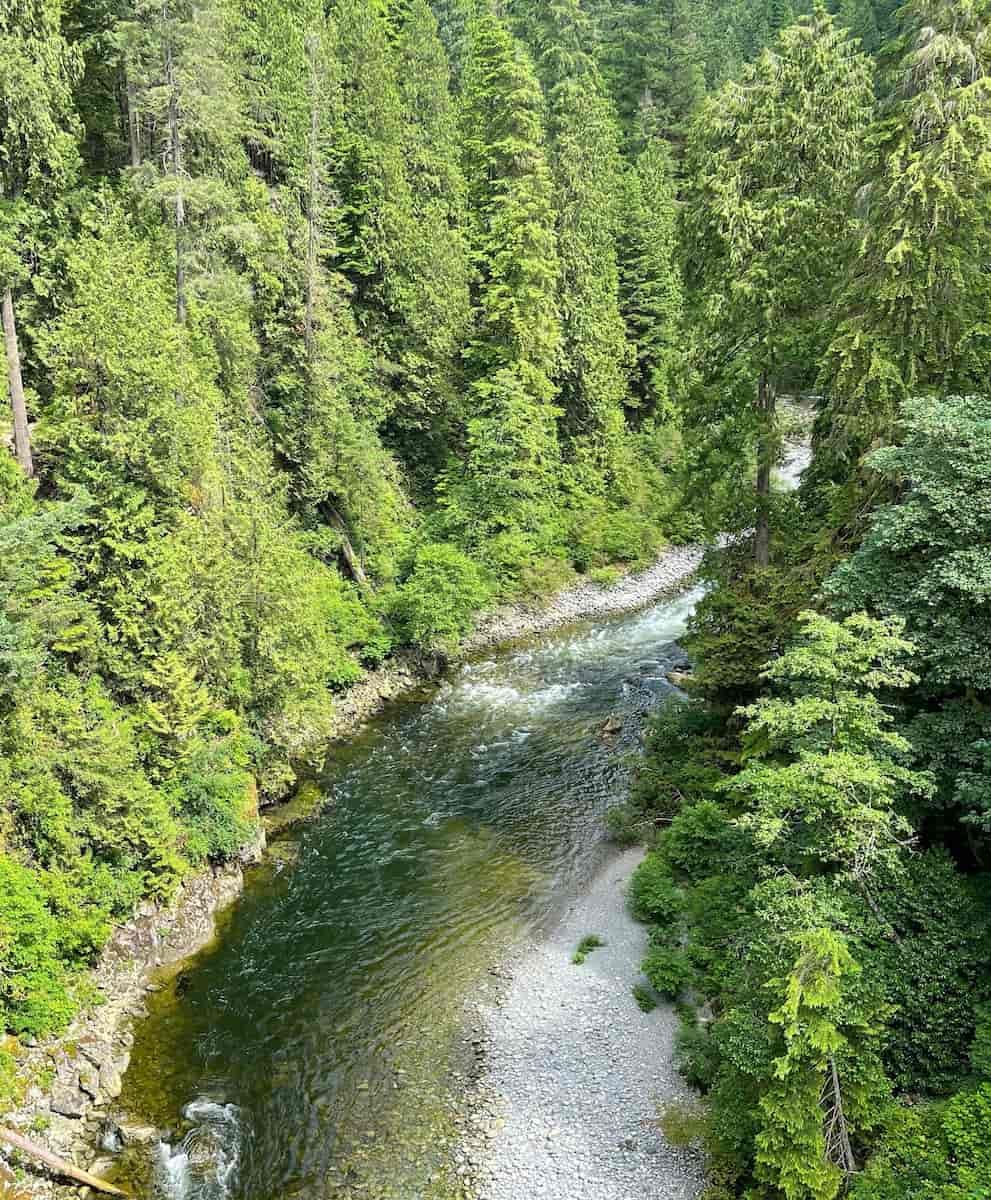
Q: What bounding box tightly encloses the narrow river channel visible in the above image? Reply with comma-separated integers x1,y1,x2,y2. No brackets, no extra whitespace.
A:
116,583,705,1200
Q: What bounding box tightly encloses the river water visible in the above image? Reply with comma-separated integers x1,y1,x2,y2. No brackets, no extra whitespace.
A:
116,583,707,1200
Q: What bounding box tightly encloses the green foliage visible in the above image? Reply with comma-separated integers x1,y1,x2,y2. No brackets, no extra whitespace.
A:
392,542,491,648
727,612,925,894
851,1091,991,1200
572,934,605,965
628,853,683,924
818,0,991,475
630,700,735,821
969,1003,991,1079
0,855,78,1037
590,566,622,588
660,800,748,884
684,7,872,554
632,983,657,1012
682,556,812,704
675,1016,720,1091
755,927,889,1200
867,852,991,1094
823,395,991,846
641,943,692,999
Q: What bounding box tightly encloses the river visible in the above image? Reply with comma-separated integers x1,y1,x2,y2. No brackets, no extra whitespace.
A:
114,584,701,1200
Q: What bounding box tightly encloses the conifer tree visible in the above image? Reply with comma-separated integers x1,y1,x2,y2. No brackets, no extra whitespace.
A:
756,928,889,1199
389,0,471,473
619,134,683,425
444,8,564,571
510,0,631,476
684,7,871,565
121,0,250,323
817,0,991,479
0,0,81,476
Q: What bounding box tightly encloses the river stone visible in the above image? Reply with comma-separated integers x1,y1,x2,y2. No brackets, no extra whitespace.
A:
117,1121,159,1145
50,1083,86,1119
78,1068,100,1099
98,1063,123,1099
76,1037,113,1069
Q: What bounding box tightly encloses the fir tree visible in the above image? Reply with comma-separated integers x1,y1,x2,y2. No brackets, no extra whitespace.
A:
817,0,991,480
685,7,872,565
0,0,81,476
444,8,564,571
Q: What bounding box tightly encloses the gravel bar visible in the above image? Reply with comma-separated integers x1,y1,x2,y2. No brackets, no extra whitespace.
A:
461,543,706,656
467,847,705,1200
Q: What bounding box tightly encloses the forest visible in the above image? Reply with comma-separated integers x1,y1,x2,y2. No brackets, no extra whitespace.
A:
1,0,989,1193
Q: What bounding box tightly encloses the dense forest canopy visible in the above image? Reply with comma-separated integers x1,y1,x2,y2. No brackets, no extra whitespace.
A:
2,0,990,1193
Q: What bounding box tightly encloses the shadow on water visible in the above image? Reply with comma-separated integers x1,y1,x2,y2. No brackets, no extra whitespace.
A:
117,585,705,1200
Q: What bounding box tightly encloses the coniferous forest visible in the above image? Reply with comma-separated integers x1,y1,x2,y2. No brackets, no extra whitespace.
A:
2,0,991,1193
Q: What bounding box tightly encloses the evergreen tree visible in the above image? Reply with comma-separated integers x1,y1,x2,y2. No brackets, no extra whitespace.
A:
823,394,991,851
618,136,683,425
757,928,889,1199
511,0,631,475
443,8,564,573
817,0,991,481
684,7,872,565
0,0,81,476
389,0,471,476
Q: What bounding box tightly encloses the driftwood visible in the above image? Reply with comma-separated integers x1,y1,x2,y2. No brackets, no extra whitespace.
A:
0,1127,129,1197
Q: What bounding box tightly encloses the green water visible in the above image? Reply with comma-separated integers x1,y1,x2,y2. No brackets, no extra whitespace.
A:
118,587,703,1200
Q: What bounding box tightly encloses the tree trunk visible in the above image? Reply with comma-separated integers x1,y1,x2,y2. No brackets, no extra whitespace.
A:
822,1057,858,1178
0,1127,128,1197
858,877,902,945
755,369,775,567
2,286,33,477
304,33,320,360
164,1,186,325
125,68,141,167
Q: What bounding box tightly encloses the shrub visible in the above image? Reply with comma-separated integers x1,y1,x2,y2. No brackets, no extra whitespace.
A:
630,700,733,821
659,800,746,883
0,1045,20,1112
0,855,77,1038
590,565,623,588
171,744,256,865
394,542,491,647
969,1002,991,1078
642,944,692,999
675,1018,720,1092
849,1103,955,1200
515,555,577,600
605,803,646,846
869,851,991,1093
658,1100,706,1147
572,934,604,965
632,984,657,1012
628,854,682,924
943,1083,991,1186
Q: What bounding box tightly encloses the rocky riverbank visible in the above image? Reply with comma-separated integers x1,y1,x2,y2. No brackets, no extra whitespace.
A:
462,543,705,656
1,846,262,1198
463,848,705,1200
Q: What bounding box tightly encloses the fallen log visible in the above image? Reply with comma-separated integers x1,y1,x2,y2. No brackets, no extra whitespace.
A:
0,1127,129,1197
